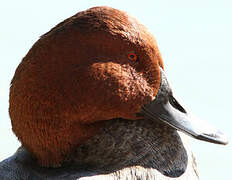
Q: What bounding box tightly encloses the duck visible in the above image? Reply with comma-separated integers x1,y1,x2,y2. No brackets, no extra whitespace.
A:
0,6,228,180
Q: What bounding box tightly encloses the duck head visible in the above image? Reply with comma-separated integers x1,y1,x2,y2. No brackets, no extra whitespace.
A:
9,6,228,168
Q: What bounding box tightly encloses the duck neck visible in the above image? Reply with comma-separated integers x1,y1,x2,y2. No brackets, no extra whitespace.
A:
66,118,189,177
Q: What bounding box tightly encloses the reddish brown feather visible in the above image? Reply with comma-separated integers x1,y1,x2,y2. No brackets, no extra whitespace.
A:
10,6,164,167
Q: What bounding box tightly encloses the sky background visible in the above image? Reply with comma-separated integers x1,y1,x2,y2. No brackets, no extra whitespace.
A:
0,0,231,179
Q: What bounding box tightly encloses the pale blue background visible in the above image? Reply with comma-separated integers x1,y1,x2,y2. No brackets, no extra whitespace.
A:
0,1,231,179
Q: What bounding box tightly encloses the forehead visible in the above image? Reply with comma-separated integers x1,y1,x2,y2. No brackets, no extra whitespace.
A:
38,6,163,68
43,7,156,48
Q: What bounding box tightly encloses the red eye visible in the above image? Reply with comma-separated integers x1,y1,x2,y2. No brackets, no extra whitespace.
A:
128,52,138,61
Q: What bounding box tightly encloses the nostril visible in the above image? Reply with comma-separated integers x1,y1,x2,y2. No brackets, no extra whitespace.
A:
169,95,186,114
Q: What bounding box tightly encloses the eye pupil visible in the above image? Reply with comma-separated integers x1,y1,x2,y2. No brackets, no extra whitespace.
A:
128,52,138,61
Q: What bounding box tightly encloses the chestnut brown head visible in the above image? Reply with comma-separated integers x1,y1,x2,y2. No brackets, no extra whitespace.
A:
10,6,164,166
